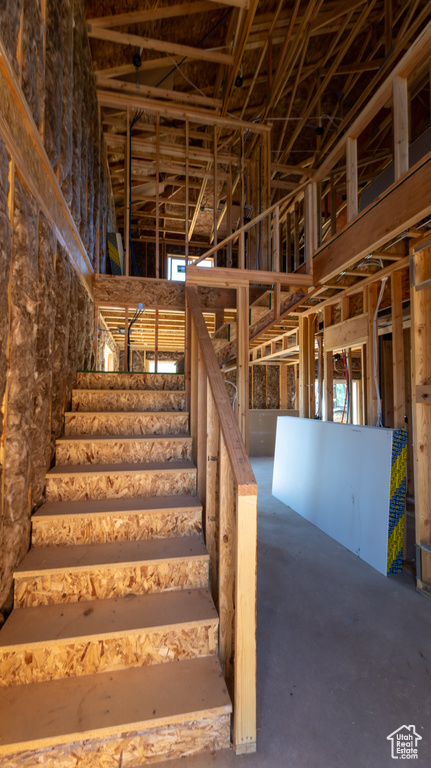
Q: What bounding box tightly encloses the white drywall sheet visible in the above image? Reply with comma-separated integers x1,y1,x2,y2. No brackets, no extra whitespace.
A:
272,417,393,575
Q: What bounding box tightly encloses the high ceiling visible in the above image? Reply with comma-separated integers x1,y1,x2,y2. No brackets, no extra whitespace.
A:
84,0,431,250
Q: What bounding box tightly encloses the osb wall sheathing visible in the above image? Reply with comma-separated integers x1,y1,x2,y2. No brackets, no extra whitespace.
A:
0,0,114,613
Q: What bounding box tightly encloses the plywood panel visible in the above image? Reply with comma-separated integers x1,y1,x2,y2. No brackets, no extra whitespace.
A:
64,411,189,436
45,465,197,502
56,436,192,465
76,372,185,390
14,557,209,607
72,389,186,412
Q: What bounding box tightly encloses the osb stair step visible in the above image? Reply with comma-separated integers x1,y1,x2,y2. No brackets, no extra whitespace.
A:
64,410,189,437
14,536,209,607
0,656,231,767
72,389,186,413
32,495,203,547
0,588,218,686
76,371,185,391
45,461,197,502
55,434,193,466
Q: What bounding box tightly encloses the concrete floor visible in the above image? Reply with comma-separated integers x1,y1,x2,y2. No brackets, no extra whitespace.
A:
161,458,431,768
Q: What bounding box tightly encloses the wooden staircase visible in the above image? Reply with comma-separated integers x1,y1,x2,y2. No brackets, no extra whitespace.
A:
0,372,232,767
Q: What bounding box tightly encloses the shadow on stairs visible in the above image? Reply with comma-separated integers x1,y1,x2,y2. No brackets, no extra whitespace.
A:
0,371,232,767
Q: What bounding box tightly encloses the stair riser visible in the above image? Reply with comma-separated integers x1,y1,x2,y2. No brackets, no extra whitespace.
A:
76,372,185,391
0,713,231,768
0,623,218,686
64,412,189,437
45,469,196,502
72,390,185,413
56,438,192,466
14,557,209,607
32,510,202,547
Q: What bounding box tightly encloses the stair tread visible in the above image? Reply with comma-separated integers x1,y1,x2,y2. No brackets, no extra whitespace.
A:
47,460,196,477
0,588,217,647
15,536,208,574
33,495,202,519
0,656,231,750
56,434,192,443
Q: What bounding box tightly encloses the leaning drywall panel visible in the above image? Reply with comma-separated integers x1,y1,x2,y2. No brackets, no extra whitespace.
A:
272,417,393,575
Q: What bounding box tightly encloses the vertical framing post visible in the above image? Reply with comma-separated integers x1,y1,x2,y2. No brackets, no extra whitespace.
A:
391,270,406,428
124,108,130,276
185,117,189,262
299,314,309,417
218,433,235,687
286,212,292,272
366,283,378,426
411,247,431,591
330,172,337,236
240,130,245,267
190,317,199,460
205,381,220,602
197,352,207,507
227,162,233,268
273,205,280,273
279,364,288,409
156,112,160,277
154,309,159,374
93,303,99,369
213,125,218,253
294,201,300,271
124,308,129,372
233,490,257,755
346,137,358,222
185,299,192,414
305,183,317,276
393,76,409,180
308,313,315,417
237,285,249,451
324,307,333,421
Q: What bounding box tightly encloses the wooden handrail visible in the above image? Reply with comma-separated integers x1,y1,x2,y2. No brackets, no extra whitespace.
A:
186,286,256,494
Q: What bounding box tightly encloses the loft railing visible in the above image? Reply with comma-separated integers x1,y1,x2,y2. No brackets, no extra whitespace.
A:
185,285,257,755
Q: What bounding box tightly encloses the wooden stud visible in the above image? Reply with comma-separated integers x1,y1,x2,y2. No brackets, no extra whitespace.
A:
205,381,220,604
273,205,280,272
294,201,300,270
411,247,431,590
391,270,406,428
308,313,316,417
299,314,309,418
227,162,233,268
346,137,358,222
366,283,378,426
213,125,218,252
237,285,249,450
185,118,189,262
233,492,257,754
218,432,235,687
154,309,159,373
393,76,409,179
197,352,207,507
324,306,333,421
124,109,130,276
124,308,129,372
156,113,160,278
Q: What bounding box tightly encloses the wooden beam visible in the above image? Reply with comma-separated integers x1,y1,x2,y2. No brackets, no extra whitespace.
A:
324,313,368,351
346,137,358,221
87,2,218,28
0,40,93,295
87,25,234,66
299,314,309,417
124,109,130,276
186,265,313,287
96,76,222,110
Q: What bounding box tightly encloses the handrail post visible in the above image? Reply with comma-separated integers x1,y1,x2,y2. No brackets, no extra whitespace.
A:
236,285,249,451
205,381,220,603
233,491,257,754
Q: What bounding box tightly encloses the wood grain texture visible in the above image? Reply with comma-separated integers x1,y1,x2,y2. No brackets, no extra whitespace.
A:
76,372,185,391
0,622,218,686
72,389,186,412
56,436,192,466
32,508,202,547
0,713,231,767
14,557,209,607
45,465,197,502
64,411,189,436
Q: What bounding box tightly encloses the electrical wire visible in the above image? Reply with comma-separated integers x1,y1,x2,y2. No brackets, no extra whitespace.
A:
224,380,238,412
